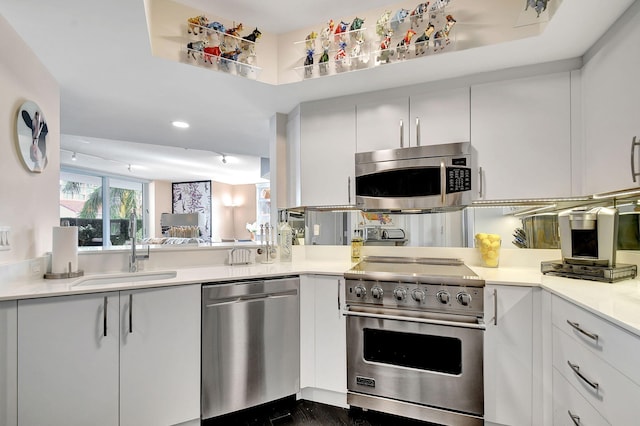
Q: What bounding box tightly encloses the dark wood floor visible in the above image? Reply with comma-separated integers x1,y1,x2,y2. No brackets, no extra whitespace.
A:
202,396,438,426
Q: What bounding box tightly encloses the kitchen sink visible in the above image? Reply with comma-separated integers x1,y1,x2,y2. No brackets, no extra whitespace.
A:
72,270,177,287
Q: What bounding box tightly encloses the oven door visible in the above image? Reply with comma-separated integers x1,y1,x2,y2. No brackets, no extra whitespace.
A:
345,308,484,417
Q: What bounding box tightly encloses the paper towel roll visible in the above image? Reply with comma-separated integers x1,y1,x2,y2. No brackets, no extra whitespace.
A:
52,226,78,274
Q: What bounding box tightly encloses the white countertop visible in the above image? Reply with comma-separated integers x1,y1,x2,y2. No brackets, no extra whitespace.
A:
3,254,640,339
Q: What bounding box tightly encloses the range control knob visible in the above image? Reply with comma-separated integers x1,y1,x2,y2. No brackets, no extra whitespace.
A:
436,290,450,304
354,285,367,298
411,289,426,302
371,286,384,300
393,287,407,301
457,292,472,306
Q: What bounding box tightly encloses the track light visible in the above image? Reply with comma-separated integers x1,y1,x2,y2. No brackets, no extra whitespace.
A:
71,152,77,161
128,164,132,172
221,155,227,164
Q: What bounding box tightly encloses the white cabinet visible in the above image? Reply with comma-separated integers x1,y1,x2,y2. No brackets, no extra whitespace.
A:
551,294,640,425
355,87,470,153
299,275,347,407
18,285,200,426
0,301,17,426
356,96,409,152
484,285,536,426
471,72,572,200
581,18,640,194
299,101,356,206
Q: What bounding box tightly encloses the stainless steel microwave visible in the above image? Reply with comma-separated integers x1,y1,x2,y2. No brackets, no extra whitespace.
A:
355,142,473,211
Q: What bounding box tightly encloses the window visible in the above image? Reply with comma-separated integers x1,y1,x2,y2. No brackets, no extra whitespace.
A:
60,169,147,247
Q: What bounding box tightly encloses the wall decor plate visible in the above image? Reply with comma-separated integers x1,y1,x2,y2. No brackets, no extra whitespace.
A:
16,100,48,173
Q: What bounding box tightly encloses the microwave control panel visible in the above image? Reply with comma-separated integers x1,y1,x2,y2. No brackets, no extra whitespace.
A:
446,167,472,193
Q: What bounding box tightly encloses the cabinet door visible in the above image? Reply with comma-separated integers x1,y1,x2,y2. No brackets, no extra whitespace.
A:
410,86,470,147
18,293,120,426
471,72,572,199
581,20,640,194
356,96,410,152
484,285,533,425
119,285,200,426
313,276,347,394
0,301,17,426
300,102,356,206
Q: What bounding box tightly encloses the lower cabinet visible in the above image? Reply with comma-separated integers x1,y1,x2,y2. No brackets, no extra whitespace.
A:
299,275,347,406
0,301,17,426
17,284,200,426
484,285,537,426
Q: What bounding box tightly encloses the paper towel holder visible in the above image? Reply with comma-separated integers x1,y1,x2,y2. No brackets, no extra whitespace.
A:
44,261,84,279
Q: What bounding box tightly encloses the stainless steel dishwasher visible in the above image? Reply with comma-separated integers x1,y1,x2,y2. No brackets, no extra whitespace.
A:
201,276,300,420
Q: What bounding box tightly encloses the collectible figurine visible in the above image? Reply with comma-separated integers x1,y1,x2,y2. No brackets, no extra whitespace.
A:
305,31,318,50
224,22,244,48
335,41,348,68
220,47,242,70
319,48,330,74
350,38,364,59
206,21,225,35
320,20,335,50
396,29,417,59
525,0,549,17
203,45,222,64
433,15,456,51
390,9,410,31
410,3,430,28
414,23,435,55
186,39,208,60
304,49,314,77
334,20,350,42
376,11,392,37
377,32,394,63
241,28,261,55
429,0,451,14
187,15,208,34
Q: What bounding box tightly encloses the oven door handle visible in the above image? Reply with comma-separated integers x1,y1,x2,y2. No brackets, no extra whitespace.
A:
343,309,486,330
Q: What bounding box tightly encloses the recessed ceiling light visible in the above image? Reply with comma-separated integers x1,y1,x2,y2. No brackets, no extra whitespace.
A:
171,120,190,128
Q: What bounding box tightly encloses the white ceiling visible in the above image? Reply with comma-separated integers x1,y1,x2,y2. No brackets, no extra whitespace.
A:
0,0,634,183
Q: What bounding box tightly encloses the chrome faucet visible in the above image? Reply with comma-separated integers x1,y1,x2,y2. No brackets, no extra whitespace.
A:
129,212,149,272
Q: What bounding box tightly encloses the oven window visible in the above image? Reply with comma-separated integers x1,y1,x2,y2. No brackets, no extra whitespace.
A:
356,168,441,197
363,328,462,375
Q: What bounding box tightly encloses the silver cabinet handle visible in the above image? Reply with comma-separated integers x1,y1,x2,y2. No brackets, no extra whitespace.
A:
337,279,341,319
478,166,484,198
566,320,599,343
400,119,404,148
568,410,581,426
348,176,351,204
632,136,640,183
103,296,108,337
567,360,599,391
492,288,498,326
416,117,421,146
129,294,133,334
440,160,446,204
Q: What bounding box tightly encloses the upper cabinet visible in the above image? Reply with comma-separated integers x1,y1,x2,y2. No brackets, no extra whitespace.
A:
581,12,640,195
355,87,470,153
298,101,356,207
471,72,572,200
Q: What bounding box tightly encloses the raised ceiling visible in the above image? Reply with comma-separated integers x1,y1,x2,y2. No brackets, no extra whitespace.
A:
0,0,634,182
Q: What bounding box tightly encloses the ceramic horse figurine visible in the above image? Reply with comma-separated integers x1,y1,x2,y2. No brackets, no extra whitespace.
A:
433,15,456,51
187,15,208,34
377,32,394,63
241,28,261,55
305,31,318,50
334,20,350,42
376,11,392,37
410,3,430,28
525,0,548,17
304,49,314,77
350,17,365,42
186,39,208,60
414,23,435,55
319,48,329,74
320,19,335,50
396,29,417,59
390,9,410,31
203,45,222,64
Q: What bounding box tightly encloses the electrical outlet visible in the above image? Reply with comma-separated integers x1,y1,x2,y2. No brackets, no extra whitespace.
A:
30,259,42,276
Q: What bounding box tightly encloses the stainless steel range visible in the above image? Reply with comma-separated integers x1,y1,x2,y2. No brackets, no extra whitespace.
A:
344,256,485,426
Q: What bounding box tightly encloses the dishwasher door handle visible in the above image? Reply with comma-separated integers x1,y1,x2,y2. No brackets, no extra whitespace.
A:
205,289,298,308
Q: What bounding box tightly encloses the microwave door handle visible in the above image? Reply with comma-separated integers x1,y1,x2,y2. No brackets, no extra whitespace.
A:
440,160,446,205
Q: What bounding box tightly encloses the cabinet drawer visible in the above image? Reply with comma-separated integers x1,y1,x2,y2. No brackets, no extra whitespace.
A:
552,295,640,385
553,368,610,426
553,327,640,425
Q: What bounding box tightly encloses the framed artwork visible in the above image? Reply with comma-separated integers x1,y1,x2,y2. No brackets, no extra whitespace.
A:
172,180,212,238
16,100,48,173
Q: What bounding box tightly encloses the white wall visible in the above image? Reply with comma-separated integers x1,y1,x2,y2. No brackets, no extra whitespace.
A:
0,15,60,264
